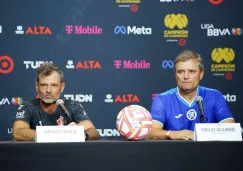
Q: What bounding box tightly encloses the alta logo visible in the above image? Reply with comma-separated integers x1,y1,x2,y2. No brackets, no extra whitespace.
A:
223,94,236,102
66,60,101,69
65,25,102,35
64,94,93,102
15,26,52,35
114,26,152,35
97,129,120,137
104,94,140,103
114,60,150,69
24,61,52,69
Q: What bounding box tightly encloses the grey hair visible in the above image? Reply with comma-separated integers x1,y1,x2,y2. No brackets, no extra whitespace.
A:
36,62,64,83
174,50,204,71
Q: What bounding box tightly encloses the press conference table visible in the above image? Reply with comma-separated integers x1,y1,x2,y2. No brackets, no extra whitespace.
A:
0,140,242,171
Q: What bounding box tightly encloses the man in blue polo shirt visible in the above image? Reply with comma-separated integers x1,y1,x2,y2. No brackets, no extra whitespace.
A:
148,50,234,140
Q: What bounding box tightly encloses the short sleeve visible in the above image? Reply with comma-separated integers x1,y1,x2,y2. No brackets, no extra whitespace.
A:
14,103,31,124
214,91,234,122
67,101,90,123
150,96,166,126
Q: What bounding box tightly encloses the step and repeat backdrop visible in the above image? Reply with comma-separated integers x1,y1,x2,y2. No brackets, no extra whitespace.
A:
0,0,242,140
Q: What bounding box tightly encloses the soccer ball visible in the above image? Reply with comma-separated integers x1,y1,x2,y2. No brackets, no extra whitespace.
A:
116,105,152,140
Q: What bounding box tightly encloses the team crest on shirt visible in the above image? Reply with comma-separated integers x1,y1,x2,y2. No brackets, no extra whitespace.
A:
186,109,197,121
57,116,64,125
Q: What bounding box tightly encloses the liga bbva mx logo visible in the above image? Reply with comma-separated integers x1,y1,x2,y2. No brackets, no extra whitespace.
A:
211,48,235,73
164,13,188,46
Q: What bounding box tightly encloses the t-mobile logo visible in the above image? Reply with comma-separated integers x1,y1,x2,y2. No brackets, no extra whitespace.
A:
114,60,150,69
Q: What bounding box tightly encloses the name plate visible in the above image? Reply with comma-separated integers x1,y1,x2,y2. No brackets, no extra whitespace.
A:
194,123,242,141
36,125,85,143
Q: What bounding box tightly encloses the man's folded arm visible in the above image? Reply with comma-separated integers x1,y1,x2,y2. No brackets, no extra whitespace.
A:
13,120,36,141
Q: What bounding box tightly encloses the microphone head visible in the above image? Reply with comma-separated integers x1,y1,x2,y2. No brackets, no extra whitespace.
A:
56,99,64,106
195,96,203,102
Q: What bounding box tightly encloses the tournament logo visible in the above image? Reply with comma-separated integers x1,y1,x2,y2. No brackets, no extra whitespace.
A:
211,48,235,80
115,0,140,12
164,14,188,46
186,109,197,121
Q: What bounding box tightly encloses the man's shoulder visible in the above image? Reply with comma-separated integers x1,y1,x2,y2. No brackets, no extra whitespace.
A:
20,99,39,108
157,87,177,97
64,99,83,108
199,86,222,96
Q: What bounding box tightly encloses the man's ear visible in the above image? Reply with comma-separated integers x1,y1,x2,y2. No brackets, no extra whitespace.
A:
61,82,65,93
200,70,204,80
36,81,39,92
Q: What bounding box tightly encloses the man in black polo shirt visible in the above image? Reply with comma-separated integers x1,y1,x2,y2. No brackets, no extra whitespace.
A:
13,62,99,141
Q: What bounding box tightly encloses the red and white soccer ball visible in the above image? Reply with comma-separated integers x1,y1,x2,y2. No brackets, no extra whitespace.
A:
116,105,153,140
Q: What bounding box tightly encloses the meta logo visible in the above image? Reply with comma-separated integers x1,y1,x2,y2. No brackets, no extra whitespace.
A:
97,129,120,137
15,26,52,35
162,60,174,69
209,0,223,5
104,94,140,103
66,60,101,69
65,25,102,35
0,56,14,74
24,61,52,69
11,97,24,105
64,94,93,102
114,60,150,69
114,26,152,35
201,24,242,36
223,94,236,102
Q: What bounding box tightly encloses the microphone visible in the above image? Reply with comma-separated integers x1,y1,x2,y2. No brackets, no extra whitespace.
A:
195,96,207,123
56,99,72,123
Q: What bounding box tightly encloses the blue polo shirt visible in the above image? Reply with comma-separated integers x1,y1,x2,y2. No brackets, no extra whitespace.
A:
150,86,234,131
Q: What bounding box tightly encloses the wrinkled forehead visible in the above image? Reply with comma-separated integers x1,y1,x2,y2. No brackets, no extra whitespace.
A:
38,71,62,83
175,59,200,70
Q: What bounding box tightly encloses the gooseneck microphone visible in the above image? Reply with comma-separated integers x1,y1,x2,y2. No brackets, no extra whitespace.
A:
195,96,207,123
56,99,72,124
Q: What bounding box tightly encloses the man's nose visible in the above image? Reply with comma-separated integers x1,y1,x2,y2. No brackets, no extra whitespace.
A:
46,86,52,93
183,72,189,79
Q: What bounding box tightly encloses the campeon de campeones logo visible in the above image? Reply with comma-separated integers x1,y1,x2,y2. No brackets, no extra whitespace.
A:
211,48,235,78
164,14,188,29
164,13,188,46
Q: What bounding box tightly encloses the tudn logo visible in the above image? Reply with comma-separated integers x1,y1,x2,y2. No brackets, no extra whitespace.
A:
164,14,188,29
211,48,235,63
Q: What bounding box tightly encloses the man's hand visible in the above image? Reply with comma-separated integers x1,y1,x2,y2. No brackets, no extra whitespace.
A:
169,130,194,140
68,122,78,126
